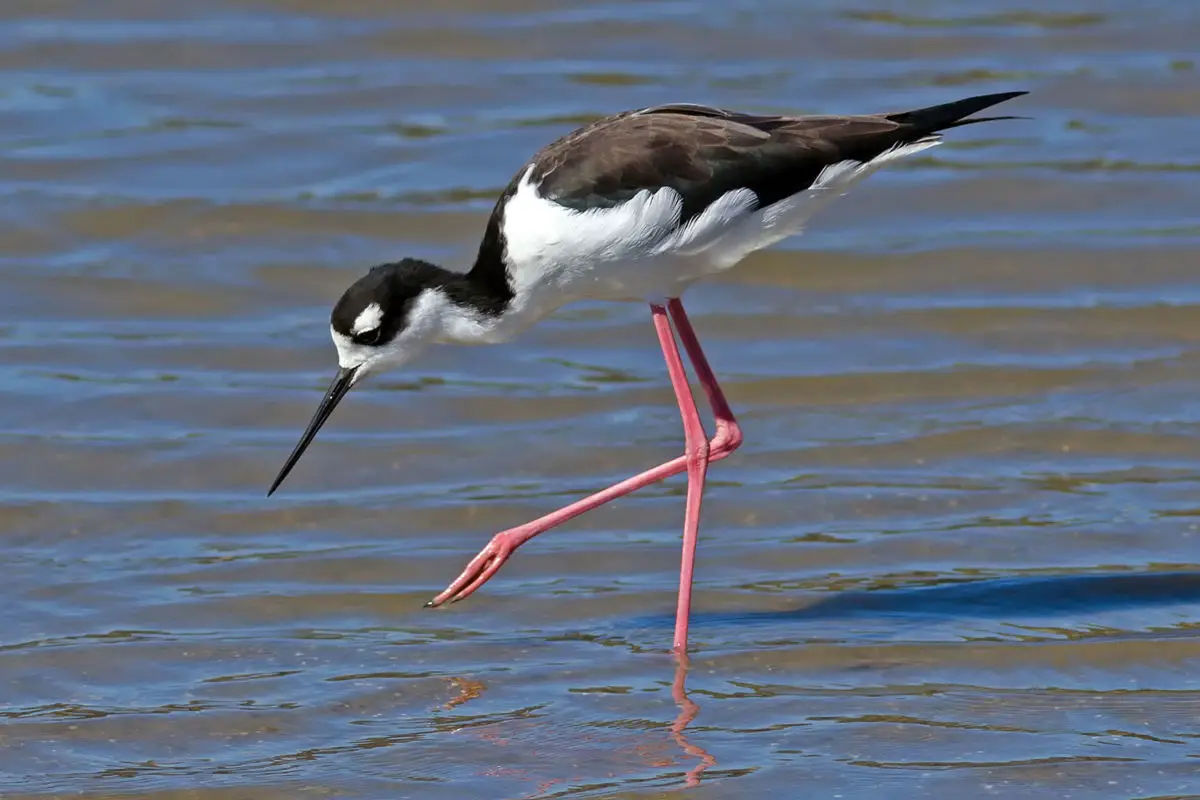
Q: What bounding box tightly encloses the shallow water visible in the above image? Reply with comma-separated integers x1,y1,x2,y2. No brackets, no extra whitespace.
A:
3,1,1200,798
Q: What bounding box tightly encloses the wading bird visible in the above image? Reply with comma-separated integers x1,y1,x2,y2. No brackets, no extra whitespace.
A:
268,91,1026,654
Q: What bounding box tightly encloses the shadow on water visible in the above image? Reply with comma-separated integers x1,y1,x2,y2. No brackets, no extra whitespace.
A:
711,571,1200,629
640,572,1200,788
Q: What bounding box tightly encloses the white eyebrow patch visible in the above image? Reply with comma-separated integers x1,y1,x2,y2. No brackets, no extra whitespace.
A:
351,302,384,335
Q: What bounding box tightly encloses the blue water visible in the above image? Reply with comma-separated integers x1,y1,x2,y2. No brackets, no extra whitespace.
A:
2,1,1200,798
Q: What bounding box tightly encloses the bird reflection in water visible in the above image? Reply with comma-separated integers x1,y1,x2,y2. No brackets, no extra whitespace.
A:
439,655,715,790
670,653,717,788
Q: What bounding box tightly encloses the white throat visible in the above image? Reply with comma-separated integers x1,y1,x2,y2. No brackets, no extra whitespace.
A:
329,288,515,378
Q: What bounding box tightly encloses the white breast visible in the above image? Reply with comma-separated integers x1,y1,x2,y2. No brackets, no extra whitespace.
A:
500,167,692,304
500,138,940,305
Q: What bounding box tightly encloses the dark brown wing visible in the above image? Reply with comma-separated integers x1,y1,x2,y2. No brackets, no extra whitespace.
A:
529,92,1026,223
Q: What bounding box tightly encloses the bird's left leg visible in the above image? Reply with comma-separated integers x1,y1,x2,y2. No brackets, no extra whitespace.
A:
426,302,710,641
666,298,743,463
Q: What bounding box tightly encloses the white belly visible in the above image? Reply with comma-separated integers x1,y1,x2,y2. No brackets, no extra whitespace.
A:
500,138,940,305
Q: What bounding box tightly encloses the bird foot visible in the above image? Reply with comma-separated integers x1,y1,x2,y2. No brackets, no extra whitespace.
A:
425,530,520,608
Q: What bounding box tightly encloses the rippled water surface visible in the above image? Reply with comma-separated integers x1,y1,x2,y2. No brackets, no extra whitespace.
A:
4,1,1200,798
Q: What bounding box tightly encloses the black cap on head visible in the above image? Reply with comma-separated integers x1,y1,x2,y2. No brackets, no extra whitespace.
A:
330,258,446,347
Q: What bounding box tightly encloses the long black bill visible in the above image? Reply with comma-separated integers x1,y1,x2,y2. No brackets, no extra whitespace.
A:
267,366,358,496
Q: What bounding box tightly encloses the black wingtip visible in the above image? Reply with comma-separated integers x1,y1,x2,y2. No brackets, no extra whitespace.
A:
423,600,436,608
988,90,1029,101
890,90,1030,133
947,113,1033,127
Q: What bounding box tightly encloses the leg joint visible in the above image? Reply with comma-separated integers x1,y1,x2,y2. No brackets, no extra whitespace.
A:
685,435,711,467
708,420,743,462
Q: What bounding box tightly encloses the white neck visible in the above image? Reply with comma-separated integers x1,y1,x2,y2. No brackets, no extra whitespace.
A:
427,287,543,346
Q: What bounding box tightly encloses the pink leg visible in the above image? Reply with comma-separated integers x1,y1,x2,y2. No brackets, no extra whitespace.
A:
427,300,743,654
659,307,709,654
667,299,743,462
662,299,743,652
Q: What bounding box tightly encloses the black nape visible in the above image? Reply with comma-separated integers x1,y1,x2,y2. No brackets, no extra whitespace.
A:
466,180,520,315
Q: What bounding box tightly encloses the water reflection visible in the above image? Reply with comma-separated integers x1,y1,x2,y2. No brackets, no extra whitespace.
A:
670,654,716,789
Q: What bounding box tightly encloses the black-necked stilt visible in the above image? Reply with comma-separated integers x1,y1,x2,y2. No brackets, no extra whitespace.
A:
268,91,1027,654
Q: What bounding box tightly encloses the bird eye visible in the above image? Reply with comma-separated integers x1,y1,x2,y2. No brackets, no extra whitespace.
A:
355,327,383,346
